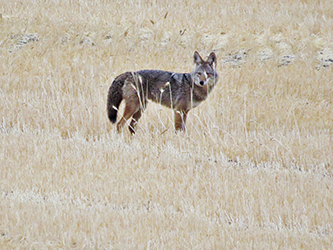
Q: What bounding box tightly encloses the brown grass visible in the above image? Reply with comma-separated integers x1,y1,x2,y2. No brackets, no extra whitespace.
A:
1,0,333,248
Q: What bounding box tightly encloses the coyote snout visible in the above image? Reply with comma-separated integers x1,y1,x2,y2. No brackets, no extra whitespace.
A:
107,51,219,134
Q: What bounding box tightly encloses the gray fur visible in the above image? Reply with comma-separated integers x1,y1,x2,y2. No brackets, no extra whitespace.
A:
107,51,218,133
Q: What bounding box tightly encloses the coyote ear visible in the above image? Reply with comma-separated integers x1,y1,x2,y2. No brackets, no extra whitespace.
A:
193,51,204,65
207,52,217,66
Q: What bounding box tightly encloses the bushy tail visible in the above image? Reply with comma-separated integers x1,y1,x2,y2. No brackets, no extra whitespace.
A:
107,73,127,123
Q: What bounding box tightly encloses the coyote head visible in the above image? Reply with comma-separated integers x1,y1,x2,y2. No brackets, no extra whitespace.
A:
192,51,218,88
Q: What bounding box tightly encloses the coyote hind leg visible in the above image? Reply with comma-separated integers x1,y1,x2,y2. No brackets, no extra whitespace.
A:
116,102,140,133
129,109,143,134
129,99,147,134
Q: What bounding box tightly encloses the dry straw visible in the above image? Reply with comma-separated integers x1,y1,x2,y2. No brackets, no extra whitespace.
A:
0,0,332,248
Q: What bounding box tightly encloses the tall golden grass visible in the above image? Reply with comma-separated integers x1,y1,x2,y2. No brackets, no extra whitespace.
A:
1,0,332,248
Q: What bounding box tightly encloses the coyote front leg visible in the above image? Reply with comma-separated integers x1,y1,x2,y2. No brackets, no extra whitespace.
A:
174,110,188,131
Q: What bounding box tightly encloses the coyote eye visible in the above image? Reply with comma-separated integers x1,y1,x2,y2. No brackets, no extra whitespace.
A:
196,72,202,76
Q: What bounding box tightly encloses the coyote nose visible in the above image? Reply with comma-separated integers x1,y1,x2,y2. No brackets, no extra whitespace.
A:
200,81,204,85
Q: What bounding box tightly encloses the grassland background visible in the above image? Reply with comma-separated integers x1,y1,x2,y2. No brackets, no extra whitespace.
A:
0,0,333,249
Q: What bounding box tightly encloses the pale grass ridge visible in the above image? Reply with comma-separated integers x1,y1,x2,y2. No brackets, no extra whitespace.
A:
1,0,333,248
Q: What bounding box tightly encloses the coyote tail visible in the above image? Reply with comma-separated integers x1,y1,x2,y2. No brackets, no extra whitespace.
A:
107,74,127,123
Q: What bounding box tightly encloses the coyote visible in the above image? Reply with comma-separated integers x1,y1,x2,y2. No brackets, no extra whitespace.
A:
107,51,218,134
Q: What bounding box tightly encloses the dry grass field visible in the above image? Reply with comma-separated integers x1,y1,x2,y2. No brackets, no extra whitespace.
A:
1,0,333,249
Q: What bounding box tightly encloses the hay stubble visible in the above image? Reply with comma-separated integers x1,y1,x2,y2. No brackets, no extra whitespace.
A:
0,0,332,248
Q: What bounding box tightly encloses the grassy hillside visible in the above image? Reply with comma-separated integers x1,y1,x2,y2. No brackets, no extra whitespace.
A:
1,0,332,248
